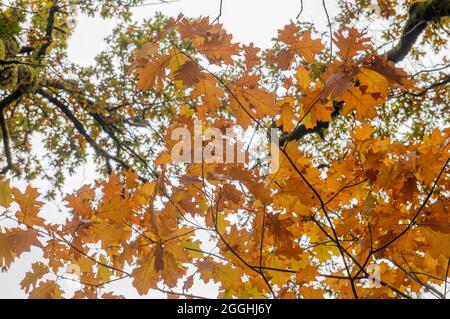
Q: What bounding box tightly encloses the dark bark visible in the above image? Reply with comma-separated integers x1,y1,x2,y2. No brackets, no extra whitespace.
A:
279,101,343,146
0,110,12,174
387,0,450,63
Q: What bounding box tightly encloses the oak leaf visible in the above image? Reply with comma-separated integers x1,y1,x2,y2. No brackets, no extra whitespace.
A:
12,186,45,227
29,280,64,299
0,228,42,267
174,60,205,87
333,28,371,63
0,178,12,208
20,262,49,293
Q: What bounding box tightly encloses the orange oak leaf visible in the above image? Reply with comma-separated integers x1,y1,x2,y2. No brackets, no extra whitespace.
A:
243,42,260,69
20,262,49,293
135,53,171,91
95,173,133,223
65,185,96,219
29,280,64,299
132,241,187,295
292,31,324,63
277,23,301,46
339,85,381,120
191,76,225,112
174,60,205,87
272,49,295,70
198,29,240,65
299,89,333,129
333,28,371,64
0,228,42,268
12,186,45,227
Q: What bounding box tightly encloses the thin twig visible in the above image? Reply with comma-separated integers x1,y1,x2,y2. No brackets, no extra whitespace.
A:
322,0,333,61
212,0,224,24
296,0,304,20
373,157,450,253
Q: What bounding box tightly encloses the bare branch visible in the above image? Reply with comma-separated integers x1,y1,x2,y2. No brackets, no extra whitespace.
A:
322,0,333,60
296,0,304,20
404,74,450,96
212,0,224,24
0,110,13,174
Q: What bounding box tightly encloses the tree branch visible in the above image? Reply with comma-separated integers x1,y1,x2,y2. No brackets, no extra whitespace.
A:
212,0,224,24
0,89,24,113
373,156,450,253
0,110,13,174
44,80,152,173
387,0,450,63
285,0,450,144
279,101,343,146
37,88,132,174
36,3,59,59
404,74,450,96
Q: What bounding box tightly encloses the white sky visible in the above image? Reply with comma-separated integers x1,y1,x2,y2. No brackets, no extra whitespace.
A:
69,0,338,66
4,0,410,299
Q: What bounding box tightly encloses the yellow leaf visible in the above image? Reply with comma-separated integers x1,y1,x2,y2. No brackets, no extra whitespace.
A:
340,86,380,120
0,178,12,208
295,66,312,91
132,249,159,295
97,255,112,283
134,181,156,206
155,152,173,166
356,68,389,96
277,97,297,133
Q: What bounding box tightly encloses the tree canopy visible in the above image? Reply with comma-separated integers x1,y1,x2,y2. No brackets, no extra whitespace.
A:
0,0,449,299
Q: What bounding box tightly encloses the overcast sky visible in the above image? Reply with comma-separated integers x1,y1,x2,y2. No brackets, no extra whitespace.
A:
68,0,339,66
0,0,349,299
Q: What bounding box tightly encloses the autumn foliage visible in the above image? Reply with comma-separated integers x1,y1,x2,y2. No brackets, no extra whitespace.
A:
0,1,449,299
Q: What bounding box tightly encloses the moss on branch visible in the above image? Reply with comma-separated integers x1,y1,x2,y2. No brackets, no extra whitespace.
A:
387,0,450,63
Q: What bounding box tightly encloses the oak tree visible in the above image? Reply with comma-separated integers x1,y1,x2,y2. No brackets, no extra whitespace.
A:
0,0,449,299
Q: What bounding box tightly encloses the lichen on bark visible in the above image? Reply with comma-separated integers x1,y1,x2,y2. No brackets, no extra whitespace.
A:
0,12,36,93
